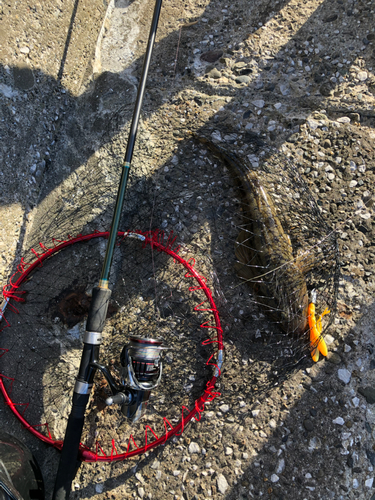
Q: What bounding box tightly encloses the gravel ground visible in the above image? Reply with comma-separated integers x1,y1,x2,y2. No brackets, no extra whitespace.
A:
1,0,375,499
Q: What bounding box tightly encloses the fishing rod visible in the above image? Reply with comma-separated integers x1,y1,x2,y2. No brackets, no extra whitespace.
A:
53,0,164,497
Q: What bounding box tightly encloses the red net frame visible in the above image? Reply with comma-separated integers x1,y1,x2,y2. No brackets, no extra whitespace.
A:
0,230,224,462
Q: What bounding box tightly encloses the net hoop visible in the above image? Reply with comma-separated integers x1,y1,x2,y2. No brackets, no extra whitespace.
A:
0,230,224,462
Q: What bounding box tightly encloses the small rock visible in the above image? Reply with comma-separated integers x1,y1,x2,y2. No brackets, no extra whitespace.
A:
235,75,251,84
252,409,260,418
324,14,338,22
357,71,368,81
338,368,351,384
358,386,375,404
269,419,277,429
333,417,345,425
347,455,354,468
365,478,374,488
217,473,229,494
307,118,320,130
327,352,341,364
95,483,104,493
19,46,30,54
200,50,224,63
137,487,145,498
276,458,285,474
207,68,221,79
270,474,279,483
303,419,314,432
225,447,233,456
337,116,351,123
252,99,265,108
189,442,200,454
219,404,230,413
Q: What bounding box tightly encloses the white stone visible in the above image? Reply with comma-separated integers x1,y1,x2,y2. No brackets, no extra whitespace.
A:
137,486,145,498
20,46,30,54
325,334,335,345
225,447,233,455
357,70,368,81
360,212,371,220
217,474,229,494
252,409,261,418
349,180,358,188
95,483,104,493
269,419,277,429
333,417,345,425
307,118,320,130
276,458,285,474
274,102,282,109
173,470,180,476
337,116,351,123
188,442,200,454
219,404,230,413
0,83,17,98
365,478,374,488
252,99,265,108
352,397,360,408
338,368,351,384
353,478,359,489
270,474,279,483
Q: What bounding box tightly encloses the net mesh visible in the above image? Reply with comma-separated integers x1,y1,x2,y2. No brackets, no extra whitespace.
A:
0,128,339,460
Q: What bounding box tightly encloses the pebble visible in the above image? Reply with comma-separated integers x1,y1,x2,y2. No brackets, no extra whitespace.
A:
208,68,221,79
188,442,200,454
19,46,30,54
307,118,321,130
219,404,230,413
357,71,368,81
303,419,314,432
365,478,374,488
235,75,251,84
200,50,223,63
95,483,104,493
276,458,285,474
252,99,265,108
137,487,145,498
327,352,341,365
337,116,351,124
269,419,277,429
252,409,261,418
270,474,279,483
216,474,229,494
225,447,233,455
338,369,352,384
333,417,345,425
358,387,375,404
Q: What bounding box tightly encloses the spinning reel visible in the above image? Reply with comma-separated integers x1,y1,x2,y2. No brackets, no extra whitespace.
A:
92,336,167,422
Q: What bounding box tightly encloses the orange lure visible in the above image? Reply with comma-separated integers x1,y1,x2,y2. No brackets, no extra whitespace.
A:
308,290,330,362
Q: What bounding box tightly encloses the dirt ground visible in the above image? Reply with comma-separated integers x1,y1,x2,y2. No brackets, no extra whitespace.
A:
1,0,375,499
